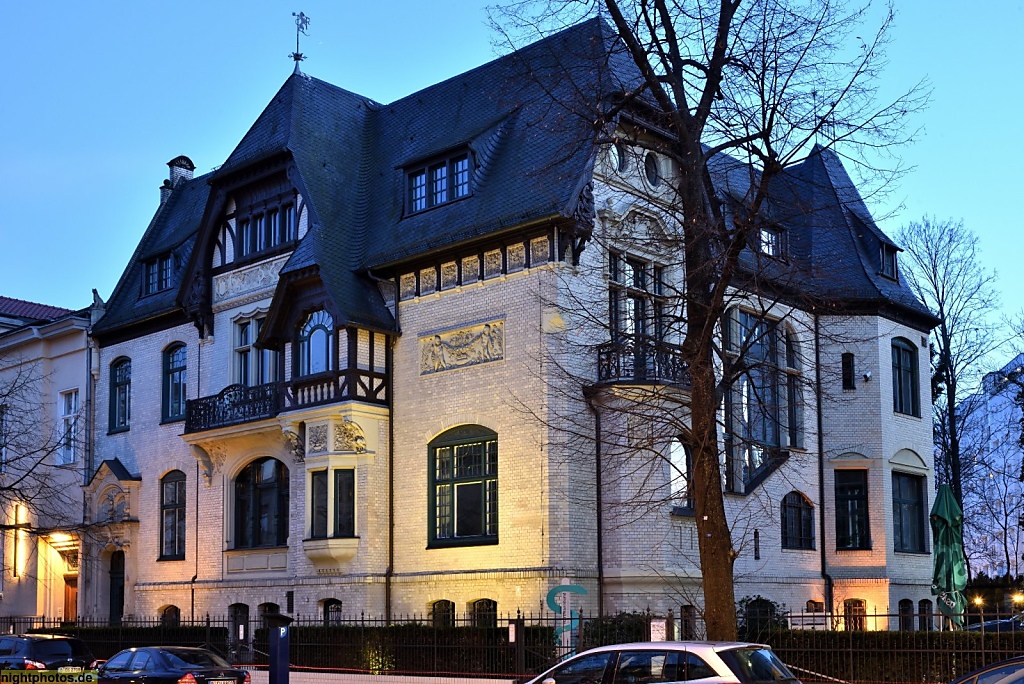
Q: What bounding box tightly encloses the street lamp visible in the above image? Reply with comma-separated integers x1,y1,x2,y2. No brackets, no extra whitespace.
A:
974,596,985,632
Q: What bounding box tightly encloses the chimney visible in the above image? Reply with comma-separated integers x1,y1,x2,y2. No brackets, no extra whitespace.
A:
159,179,173,204
167,155,196,187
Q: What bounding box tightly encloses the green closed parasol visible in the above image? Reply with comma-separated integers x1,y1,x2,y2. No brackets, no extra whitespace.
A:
931,483,967,628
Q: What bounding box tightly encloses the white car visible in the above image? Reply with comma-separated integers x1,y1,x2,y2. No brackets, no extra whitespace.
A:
525,641,802,684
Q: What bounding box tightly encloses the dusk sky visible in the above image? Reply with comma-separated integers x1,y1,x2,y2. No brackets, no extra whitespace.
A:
2,1,1021,336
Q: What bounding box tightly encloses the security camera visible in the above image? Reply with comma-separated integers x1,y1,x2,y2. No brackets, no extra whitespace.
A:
863,371,872,381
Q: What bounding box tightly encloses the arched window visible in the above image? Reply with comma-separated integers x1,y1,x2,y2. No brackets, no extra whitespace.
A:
429,426,498,546
431,599,455,628
918,599,933,631
843,599,866,631
898,599,915,631
323,599,343,626
229,603,249,659
669,438,692,511
109,358,131,432
160,470,186,560
234,458,289,548
472,599,497,628
780,492,814,550
160,605,180,627
891,338,919,416
163,344,187,421
298,310,334,376
258,602,280,628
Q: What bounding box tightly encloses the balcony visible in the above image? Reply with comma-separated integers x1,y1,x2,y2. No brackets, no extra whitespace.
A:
596,335,691,386
185,368,388,434
186,383,281,433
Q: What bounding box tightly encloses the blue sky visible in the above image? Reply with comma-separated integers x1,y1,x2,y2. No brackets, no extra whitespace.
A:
2,1,1021,322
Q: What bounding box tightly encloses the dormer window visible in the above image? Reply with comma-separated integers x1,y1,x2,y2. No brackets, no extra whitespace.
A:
144,254,173,295
758,227,783,258
236,203,297,260
881,244,898,279
407,153,471,214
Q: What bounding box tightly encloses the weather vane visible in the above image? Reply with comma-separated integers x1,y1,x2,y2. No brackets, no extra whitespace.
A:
290,12,311,69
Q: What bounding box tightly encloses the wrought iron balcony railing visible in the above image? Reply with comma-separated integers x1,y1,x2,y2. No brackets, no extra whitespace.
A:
596,336,691,386
185,383,282,433
185,368,389,434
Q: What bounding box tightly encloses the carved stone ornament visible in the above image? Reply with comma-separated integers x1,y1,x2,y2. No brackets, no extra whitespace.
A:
531,237,549,265
462,256,479,284
573,182,596,228
484,250,502,278
334,419,367,453
441,262,458,290
212,256,287,307
420,267,437,294
507,244,526,272
420,320,504,375
308,424,328,453
400,273,417,300
191,443,227,485
282,424,306,461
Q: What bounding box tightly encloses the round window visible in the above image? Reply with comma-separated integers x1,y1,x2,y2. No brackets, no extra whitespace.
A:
644,152,661,186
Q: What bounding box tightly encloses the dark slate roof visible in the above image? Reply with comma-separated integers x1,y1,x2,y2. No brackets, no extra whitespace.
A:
94,17,934,339
87,458,141,486
0,297,72,323
92,173,211,337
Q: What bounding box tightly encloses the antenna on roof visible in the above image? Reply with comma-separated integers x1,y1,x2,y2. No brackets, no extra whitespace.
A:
290,12,310,73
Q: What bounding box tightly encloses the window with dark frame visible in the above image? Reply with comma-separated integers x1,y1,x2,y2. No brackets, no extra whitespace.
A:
334,469,355,537
144,255,173,295
234,457,289,548
880,244,898,279
892,338,920,416
407,153,471,214
844,599,867,631
298,310,334,376
893,472,927,552
898,599,914,631
235,317,279,386
109,358,131,432
429,426,498,547
758,227,784,257
163,344,187,422
842,352,856,390
160,470,186,560
235,203,297,262
781,491,815,550
669,438,692,512
323,599,343,626
431,599,456,627
472,598,497,627
59,389,79,465
835,469,870,550
609,251,668,346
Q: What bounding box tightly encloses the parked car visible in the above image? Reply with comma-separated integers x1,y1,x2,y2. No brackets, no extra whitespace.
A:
97,647,251,684
965,617,1024,632
0,634,96,671
950,655,1024,684
525,641,801,684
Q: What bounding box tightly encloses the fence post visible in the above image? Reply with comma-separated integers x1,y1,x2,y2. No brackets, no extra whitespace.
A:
515,612,526,679
666,609,675,641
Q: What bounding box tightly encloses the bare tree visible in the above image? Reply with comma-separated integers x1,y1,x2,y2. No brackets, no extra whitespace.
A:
896,217,1000,510
493,0,926,638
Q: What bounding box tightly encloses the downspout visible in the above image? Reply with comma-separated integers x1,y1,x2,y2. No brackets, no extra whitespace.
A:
814,314,834,610
584,388,605,617
368,272,399,623
192,331,202,622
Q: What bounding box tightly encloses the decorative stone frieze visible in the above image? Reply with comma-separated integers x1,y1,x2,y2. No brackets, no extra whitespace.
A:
334,418,366,453
212,255,289,311
308,424,328,454
420,320,504,375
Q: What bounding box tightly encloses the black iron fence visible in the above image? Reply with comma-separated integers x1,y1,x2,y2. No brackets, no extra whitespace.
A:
5,610,1023,682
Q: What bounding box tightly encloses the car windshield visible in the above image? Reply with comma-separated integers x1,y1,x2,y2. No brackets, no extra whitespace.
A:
161,650,230,668
719,648,799,684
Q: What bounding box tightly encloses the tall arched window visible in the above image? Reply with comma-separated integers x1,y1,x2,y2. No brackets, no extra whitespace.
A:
843,599,866,631
918,599,933,631
163,344,187,421
429,426,498,546
780,491,814,550
892,338,920,416
472,599,497,627
109,358,131,432
431,599,455,627
160,605,180,627
669,438,692,512
298,310,334,376
160,470,186,560
323,599,343,626
234,458,290,548
898,599,915,631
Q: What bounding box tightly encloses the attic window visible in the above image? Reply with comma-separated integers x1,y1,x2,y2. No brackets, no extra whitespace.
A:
880,244,898,280
407,153,471,214
145,254,173,295
236,203,297,261
758,227,783,258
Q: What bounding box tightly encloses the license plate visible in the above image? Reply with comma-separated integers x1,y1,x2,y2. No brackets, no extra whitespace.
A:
208,680,234,684
58,667,83,673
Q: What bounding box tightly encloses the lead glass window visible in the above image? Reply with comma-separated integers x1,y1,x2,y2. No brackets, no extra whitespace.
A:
430,426,498,546
298,310,334,376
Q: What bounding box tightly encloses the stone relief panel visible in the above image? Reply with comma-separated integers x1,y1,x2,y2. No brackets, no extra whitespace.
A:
308,425,329,453
440,262,458,290
507,244,525,272
420,267,437,294
420,320,505,375
212,255,289,310
334,419,367,453
400,273,417,300
462,256,479,284
531,237,549,265
484,250,502,278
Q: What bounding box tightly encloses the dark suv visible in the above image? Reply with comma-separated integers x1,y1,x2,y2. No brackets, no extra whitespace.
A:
0,635,95,671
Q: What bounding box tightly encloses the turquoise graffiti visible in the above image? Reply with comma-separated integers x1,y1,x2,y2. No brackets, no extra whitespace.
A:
547,582,587,657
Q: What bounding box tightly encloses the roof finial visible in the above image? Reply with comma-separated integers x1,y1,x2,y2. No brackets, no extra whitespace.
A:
290,12,310,73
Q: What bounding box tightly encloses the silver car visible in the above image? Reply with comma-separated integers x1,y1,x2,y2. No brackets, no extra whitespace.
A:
526,641,801,684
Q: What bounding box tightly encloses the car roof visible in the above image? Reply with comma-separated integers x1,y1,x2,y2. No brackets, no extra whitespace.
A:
576,641,769,653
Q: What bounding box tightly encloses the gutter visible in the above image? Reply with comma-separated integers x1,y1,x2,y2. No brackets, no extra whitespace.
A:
814,314,834,610
584,387,605,617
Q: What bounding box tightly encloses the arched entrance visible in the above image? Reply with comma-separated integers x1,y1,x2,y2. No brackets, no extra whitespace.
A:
108,550,125,625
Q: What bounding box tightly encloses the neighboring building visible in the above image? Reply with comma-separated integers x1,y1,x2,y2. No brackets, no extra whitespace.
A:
84,19,937,634
0,296,92,621
959,354,1024,579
